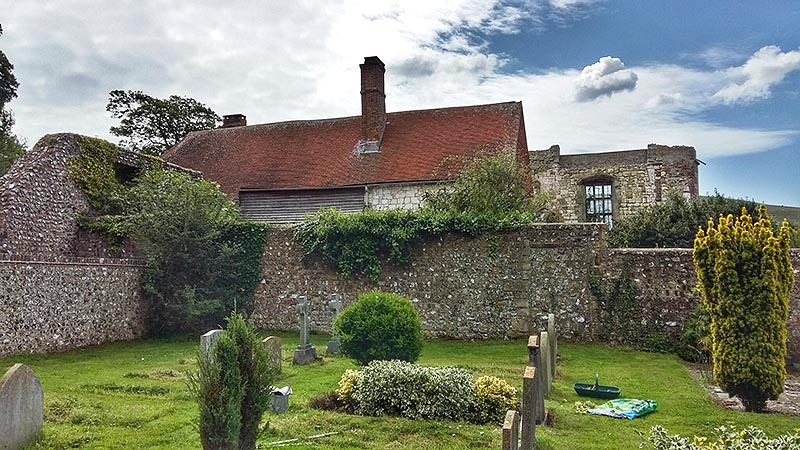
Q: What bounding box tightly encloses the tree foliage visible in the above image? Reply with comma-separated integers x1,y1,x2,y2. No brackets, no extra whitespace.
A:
0,25,19,111
693,205,794,412
610,191,758,248
0,25,24,176
189,312,275,450
0,128,24,177
107,89,219,155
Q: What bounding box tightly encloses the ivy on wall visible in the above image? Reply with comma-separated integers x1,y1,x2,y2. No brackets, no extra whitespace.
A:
68,135,124,211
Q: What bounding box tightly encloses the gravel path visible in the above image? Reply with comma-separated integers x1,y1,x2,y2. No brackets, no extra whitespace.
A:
687,365,800,415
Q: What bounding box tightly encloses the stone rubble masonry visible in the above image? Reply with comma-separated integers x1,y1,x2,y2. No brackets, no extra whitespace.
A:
366,182,443,211
0,258,146,358
529,144,699,223
252,225,800,363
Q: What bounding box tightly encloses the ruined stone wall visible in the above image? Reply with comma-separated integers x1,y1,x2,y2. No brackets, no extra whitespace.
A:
0,134,90,258
253,226,800,362
0,257,146,357
529,144,698,223
366,182,443,211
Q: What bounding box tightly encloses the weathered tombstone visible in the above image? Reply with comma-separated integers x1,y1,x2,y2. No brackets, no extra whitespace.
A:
200,329,223,363
527,336,545,424
501,410,520,450
540,331,552,394
547,314,557,379
0,364,44,450
520,366,537,450
262,336,282,374
292,295,318,365
327,293,343,355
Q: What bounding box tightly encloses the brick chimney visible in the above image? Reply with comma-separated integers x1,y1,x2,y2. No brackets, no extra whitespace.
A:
221,114,247,128
358,56,386,152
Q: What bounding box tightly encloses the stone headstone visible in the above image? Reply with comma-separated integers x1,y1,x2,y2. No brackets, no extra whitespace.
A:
540,331,552,394
547,314,557,379
262,336,282,373
0,364,44,450
200,329,223,363
521,366,537,450
526,335,545,424
293,295,317,365
327,293,343,355
502,410,520,450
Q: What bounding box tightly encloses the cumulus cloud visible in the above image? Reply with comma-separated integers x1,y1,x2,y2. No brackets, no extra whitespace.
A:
645,93,684,110
713,45,800,104
573,56,639,102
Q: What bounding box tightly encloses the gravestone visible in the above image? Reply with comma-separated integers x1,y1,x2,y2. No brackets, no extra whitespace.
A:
520,366,537,450
547,314,557,379
200,329,223,363
540,331,551,394
292,295,318,365
327,293,343,355
526,335,545,424
262,336,282,374
0,364,44,450
501,410,520,450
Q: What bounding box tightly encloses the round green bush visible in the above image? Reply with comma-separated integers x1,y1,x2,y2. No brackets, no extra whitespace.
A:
333,291,423,365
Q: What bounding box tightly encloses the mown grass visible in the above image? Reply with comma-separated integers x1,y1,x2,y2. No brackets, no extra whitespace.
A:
2,334,798,449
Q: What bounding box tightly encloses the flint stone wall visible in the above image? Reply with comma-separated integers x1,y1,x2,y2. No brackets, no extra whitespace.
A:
253,225,800,362
0,257,145,357
366,182,442,211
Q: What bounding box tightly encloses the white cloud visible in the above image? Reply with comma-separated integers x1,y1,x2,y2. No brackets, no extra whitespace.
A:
1,0,797,164
713,45,800,104
573,56,638,102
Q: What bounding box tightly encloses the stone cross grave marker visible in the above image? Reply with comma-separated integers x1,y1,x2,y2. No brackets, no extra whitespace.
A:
0,363,44,450
292,294,318,365
200,329,223,363
327,293,343,355
540,331,552,394
547,314,557,379
502,410,520,450
527,335,545,424
521,366,537,450
262,336,282,374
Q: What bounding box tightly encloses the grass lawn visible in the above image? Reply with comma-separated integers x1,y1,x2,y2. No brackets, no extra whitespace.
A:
3,334,798,449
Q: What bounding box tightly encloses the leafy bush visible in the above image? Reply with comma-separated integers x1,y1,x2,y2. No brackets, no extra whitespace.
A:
334,291,423,365
693,205,794,411
336,369,360,408
188,312,275,450
351,360,474,421
610,191,758,248
643,425,800,449
676,303,711,363
470,376,518,424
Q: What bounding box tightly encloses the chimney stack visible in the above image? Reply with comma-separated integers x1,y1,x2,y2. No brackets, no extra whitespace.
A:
358,56,386,152
221,114,247,128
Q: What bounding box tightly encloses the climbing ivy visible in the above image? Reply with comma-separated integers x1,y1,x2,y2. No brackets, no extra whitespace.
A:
67,135,124,211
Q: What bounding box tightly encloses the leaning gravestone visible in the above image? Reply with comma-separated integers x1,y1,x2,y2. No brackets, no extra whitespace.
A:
327,293,343,355
520,366,537,450
547,314,557,379
502,409,520,450
0,364,44,450
540,331,552,394
262,336,282,374
526,335,545,424
292,295,318,365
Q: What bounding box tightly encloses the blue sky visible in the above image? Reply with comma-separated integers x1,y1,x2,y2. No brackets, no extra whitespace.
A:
3,1,799,205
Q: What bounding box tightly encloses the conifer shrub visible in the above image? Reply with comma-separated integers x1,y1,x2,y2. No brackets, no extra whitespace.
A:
189,312,275,450
693,205,794,412
333,291,423,365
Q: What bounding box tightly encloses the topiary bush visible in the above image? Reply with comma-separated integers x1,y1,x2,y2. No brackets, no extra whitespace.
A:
350,360,474,421
469,375,518,424
333,291,423,365
693,205,794,412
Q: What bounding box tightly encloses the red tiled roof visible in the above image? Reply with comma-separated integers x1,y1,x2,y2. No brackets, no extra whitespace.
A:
163,101,529,198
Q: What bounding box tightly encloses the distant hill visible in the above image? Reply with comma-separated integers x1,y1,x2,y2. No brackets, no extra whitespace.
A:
765,203,800,224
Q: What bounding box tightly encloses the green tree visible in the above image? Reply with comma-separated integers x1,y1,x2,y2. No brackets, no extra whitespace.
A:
0,24,25,175
0,25,19,113
424,149,555,220
125,166,267,335
693,205,794,411
106,89,219,155
0,123,25,176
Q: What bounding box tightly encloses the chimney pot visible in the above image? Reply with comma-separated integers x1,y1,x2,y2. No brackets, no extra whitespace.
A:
222,114,247,128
